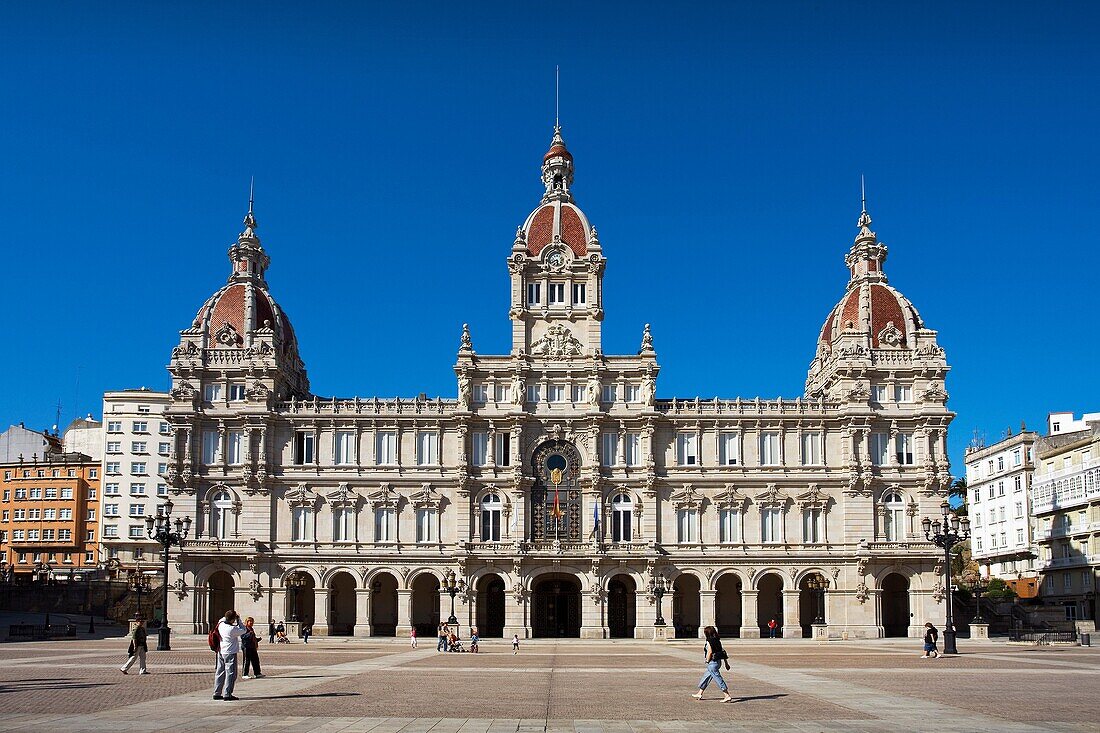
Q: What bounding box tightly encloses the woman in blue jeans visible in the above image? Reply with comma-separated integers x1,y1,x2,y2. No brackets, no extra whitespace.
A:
692,626,734,702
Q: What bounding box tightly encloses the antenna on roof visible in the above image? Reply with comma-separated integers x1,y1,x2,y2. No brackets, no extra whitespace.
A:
248,175,255,215
860,174,866,214
55,399,61,437
555,65,560,128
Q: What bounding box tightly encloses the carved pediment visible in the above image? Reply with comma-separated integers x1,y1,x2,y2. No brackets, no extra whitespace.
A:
530,323,584,359
366,483,399,508
753,483,790,507
285,482,316,506
411,483,442,509
326,482,359,506
214,321,242,348
669,484,703,509
714,484,749,509
170,380,197,400
795,483,830,508
877,321,905,348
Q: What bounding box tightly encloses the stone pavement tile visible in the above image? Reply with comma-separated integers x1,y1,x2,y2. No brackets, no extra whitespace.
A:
454,719,492,733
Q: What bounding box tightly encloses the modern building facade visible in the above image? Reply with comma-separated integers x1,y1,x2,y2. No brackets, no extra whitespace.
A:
164,127,956,640
964,429,1038,579
100,389,172,570
1033,411,1100,622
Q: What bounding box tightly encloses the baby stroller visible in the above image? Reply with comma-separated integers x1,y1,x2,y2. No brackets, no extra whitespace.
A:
447,634,465,652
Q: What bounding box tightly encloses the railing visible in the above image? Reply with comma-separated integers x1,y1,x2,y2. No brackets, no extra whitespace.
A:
654,397,836,416
274,396,460,415
1008,629,1078,644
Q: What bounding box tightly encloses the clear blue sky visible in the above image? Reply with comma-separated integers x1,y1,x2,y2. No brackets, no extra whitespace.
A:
1,2,1097,474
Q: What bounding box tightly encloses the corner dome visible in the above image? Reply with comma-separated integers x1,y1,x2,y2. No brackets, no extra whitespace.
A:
522,200,590,258
817,282,925,353
192,282,298,355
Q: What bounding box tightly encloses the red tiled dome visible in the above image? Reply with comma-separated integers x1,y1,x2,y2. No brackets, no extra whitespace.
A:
522,201,590,258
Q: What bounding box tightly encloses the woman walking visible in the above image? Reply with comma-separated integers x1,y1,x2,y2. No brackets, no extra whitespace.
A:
241,616,264,679
692,626,733,702
410,626,418,648
921,622,940,659
120,616,149,675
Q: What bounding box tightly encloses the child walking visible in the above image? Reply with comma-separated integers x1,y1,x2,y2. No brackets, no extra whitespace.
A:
511,633,520,654
921,622,940,658
410,626,417,648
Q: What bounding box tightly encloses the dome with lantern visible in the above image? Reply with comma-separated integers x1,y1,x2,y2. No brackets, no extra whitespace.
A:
518,126,597,259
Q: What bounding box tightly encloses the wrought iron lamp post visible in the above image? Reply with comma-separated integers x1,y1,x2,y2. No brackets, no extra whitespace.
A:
807,574,830,624
286,572,307,622
443,569,460,626
144,499,191,651
971,575,989,624
129,567,152,620
922,500,971,655
35,561,53,629
651,573,668,626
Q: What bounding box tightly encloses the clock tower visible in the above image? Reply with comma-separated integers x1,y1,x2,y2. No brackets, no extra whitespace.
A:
508,126,605,357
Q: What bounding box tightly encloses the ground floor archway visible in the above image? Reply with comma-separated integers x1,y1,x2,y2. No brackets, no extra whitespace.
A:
328,572,357,636
411,573,441,637
207,571,234,632
881,573,911,637
607,574,637,638
532,574,581,638
715,574,742,637
757,573,784,637
673,574,701,639
370,572,399,636
799,573,828,638
285,572,316,627
476,573,506,637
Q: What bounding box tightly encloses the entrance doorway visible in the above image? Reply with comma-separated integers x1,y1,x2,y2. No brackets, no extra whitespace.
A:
715,574,742,637
411,573,441,637
207,571,234,632
799,573,828,638
532,574,581,637
757,573,784,637
672,574,700,639
881,573,911,637
328,572,357,636
607,575,637,638
476,574,506,637
370,572,399,636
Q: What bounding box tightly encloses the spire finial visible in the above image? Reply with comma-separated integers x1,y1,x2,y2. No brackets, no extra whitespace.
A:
856,174,872,231
240,177,258,238
860,174,866,215
248,175,255,216
555,65,560,129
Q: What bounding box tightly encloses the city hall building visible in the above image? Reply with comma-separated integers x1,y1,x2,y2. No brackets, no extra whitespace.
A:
164,127,955,640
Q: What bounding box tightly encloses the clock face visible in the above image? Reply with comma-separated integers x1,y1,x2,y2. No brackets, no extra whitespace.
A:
548,252,564,268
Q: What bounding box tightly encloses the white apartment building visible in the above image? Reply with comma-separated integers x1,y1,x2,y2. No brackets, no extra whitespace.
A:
1033,411,1100,623
964,429,1038,579
101,389,172,570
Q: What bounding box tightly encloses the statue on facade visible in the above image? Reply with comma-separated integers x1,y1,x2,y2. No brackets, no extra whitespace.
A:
587,376,601,407
641,373,656,407
510,374,525,405
457,373,471,410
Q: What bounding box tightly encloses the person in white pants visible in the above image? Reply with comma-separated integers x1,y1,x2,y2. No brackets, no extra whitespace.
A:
121,617,149,675
213,610,248,700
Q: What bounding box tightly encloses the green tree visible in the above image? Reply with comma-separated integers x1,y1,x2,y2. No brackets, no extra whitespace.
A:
949,476,968,517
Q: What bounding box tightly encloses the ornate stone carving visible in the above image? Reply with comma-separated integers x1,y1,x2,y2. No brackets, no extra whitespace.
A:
856,558,868,577
171,341,200,359
639,323,654,354
931,583,945,603
747,566,757,580
921,382,949,402
170,381,197,400
457,372,471,410
213,321,242,347
459,323,474,354
245,381,270,402
172,577,188,600
511,583,528,605
877,321,904,347
531,323,583,359
590,585,607,605
854,582,869,604
248,578,263,600
510,374,525,405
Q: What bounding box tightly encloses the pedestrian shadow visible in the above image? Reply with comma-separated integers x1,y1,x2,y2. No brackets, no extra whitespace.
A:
0,682,111,693
245,692,361,700
730,693,788,703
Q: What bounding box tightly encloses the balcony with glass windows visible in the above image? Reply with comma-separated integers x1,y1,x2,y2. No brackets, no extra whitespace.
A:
1030,457,1100,514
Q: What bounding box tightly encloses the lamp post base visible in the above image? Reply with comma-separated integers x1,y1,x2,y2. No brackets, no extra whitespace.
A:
156,625,171,651
652,624,671,641
943,628,958,655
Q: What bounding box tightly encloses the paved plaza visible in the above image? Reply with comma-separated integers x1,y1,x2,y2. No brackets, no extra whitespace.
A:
0,635,1097,732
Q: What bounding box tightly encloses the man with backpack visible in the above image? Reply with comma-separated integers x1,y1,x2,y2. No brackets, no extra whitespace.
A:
210,610,248,701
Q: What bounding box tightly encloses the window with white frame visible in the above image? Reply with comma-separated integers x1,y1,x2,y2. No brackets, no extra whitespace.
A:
1013,448,1022,466
571,384,585,403
718,432,739,466
895,433,914,465
159,421,170,435
572,282,586,304
624,384,640,403
1015,501,1023,518
624,433,640,466
526,384,541,403
375,431,396,465
132,421,148,433
871,384,887,403
1016,528,1025,545
158,442,171,455
611,493,633,542
333,506,353,542
416,508,436,543
548,282,565,304
416,431,438,466
202,430,220,464
601,432,618,467
211,490,233,539
494,383,508,402
130,461,147,475
547,384,565,403
869,432,890,466
471,432,488,466
129,483,145,496
104,503,119,517
761,507,781,543
229,383,246,401
374,508,395,542
203,384,222,402
719,508,740,543
677,508,697,543
894,385,912,403
883,491,905,541
526,282,541,306
803,508,823,544
677,432,699,466
334,430,355,465
128,525,144,539
472,384,488,403
759,432,780,466
291,506,312,541
227,430,245,465
106,462,121,475
998,481,1005,496
602,384,617,403
107,421,122,433
481,494,502,542
128,503,144,517
494,432,511,466
801,432,823,465
295,431,315,465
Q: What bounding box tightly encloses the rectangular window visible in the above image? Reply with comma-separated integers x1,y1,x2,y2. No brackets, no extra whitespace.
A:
416,508,436,543
42,529,55,541
227,430,245,465
157,484,168,497
719,508,740,543
202,430,220,465
494,432,511,467
624,433,640,466
229,383,246,401
571,384,585,403
602,384,617,403
375,432,396,466
107,421,122,433
129,503,145,517
1017,528,1025,545
44,488,58,499
131,421,148,433
572,282,586,304
676,433,698,466
159,422,171,435
88,468,97,479
1064,574,1073,592
158,442,171,455
801,432,823,465
718,432,739,465
870,432,889,466
894,385,912,403
676,509,697,543
760,432,781,466
333,507,353,542
374,508,395,542
106,462,121,475
547,384,565,402
105,483,120,496
471,432,488,466
1015,501,1023,518
416,431,438,466
295,431,315,465
82,509,91,521
130,484,146,495
895,433,914,465
59,530,71,541
976,536,983,551
61,508,73,520
526,384,541,403
203,384,222,402
998,481,1005,496
871,385,887,403
291,506,312,541
803,508,824,544
29,488,42,499
623,384,640,403
333,431,355,465
761,507,781,543
44,508,56,519
548,282,565,304
128,525,144,539
106,441,122,453
493,383,508,402
472,384,488,403
601,432,618,467
526,282,541,306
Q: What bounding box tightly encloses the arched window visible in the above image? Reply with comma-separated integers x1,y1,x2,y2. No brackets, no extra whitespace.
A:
611,493,633,543
481,493,502,542
883,491,905,541
211,490,233,539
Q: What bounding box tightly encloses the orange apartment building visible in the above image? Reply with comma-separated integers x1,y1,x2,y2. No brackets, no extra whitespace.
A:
0,453,101,578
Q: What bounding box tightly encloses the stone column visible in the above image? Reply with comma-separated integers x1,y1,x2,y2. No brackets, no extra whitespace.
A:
312,588,330,636
635,590,657,636
782,589,801,639
396,589,413,635
354,588,372,637
504,586,527,639
581,589,605,639
699,589,717,636
741,590,760,638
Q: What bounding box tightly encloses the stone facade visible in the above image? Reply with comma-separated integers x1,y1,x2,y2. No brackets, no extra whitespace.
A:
164,128,954,640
